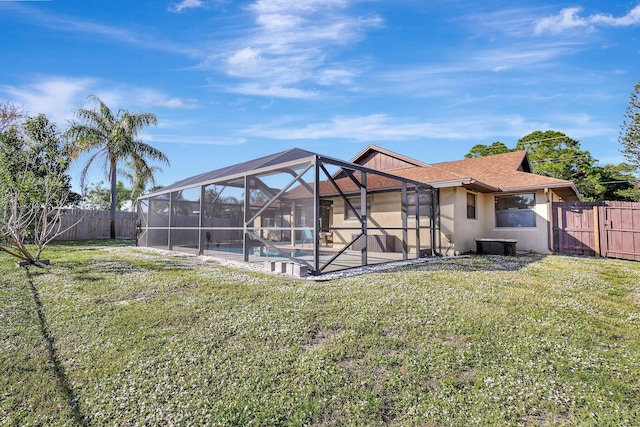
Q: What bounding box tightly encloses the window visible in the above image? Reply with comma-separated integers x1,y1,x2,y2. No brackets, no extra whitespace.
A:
467,192,477,219
344,196,371,220
261,210,277,228
407,192,431,217
495,193,536,227
320,203,332,231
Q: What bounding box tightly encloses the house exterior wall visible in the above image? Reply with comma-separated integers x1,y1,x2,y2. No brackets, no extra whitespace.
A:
437,188,456,253
332,193,403,252
439,188,563,255
479,189,553,254
328,186,560,257
438,187,485,255
454,189,485,254
331,192,430,257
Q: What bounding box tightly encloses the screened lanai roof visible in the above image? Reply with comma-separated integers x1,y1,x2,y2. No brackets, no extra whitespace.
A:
142,147,433,198
136,147,438,275
144,148,320,197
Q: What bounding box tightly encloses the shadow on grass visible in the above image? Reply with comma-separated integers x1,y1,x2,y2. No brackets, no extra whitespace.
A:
26,269,86,426
50,238,136,248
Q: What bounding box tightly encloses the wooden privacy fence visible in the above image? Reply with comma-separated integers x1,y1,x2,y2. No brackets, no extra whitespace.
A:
553,201,640,261
54,209,137,240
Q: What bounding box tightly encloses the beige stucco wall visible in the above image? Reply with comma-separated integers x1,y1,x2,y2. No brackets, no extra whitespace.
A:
438,188,486,255
479,189,553,254
331,192,431,257
332,193,391,249
442,187,559,255
437,188,456,254
329,186,559,256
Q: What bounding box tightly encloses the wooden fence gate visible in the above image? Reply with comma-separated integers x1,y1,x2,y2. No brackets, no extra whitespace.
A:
553,201,640,261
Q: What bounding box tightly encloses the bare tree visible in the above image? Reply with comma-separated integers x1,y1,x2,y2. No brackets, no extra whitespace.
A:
0,114,78,266
0,165,77,265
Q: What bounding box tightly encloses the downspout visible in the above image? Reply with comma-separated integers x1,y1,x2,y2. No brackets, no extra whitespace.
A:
545,188,554,253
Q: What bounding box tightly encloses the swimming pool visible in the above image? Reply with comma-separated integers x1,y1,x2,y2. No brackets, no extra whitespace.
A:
211,245,314,259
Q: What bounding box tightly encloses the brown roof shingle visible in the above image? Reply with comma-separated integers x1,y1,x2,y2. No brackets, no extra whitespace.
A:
391,150,580,200
286,147,580,201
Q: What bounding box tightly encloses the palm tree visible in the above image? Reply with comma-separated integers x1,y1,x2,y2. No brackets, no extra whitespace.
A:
120,158,164,202
65,95,169,238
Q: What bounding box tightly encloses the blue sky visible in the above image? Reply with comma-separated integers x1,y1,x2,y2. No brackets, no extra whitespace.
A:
1,0,639,192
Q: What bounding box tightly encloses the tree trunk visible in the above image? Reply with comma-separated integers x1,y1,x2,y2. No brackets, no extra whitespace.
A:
110,160,117,239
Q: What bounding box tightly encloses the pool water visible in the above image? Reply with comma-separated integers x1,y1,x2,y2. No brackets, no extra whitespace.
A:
215,245,314,259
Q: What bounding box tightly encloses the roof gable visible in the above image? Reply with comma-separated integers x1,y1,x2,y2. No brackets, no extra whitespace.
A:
350,144,429,171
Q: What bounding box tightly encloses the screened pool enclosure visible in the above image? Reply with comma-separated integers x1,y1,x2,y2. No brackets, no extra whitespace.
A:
136,149,437,275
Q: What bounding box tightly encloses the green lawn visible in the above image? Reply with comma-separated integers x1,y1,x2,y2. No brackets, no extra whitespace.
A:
1,240,639,426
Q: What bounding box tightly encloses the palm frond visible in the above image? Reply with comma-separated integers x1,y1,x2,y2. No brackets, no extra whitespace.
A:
66,95,166,219
132,141,170,165
79,150,104,194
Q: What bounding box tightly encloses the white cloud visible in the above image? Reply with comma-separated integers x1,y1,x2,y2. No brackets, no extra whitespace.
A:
242,114,559,142
248,0,349,16
462,7,555,39
15,7,141,45
8,1,379,100
547,113,613,139
1,77,96,124
149,134,247,145
535,4,640,35
226,47,266,77
239,109,613,146
317,68,357,85
88,87,199,112
374,40,579,99
0,76,198,126
226,83,319,99
591,4,640,26
217,0,381,98
169,0,204,13
535,7,588,35
255,12,304,31
471,43,579,71
122,88,199,109
9,4,200,57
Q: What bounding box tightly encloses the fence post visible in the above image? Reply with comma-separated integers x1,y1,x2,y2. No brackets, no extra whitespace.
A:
593,206,601,257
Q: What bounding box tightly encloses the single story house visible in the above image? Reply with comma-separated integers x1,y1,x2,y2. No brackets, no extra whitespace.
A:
136,145,579,275
349,145,580,255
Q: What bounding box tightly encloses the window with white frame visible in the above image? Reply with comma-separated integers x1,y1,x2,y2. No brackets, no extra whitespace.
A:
495,193,536,227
